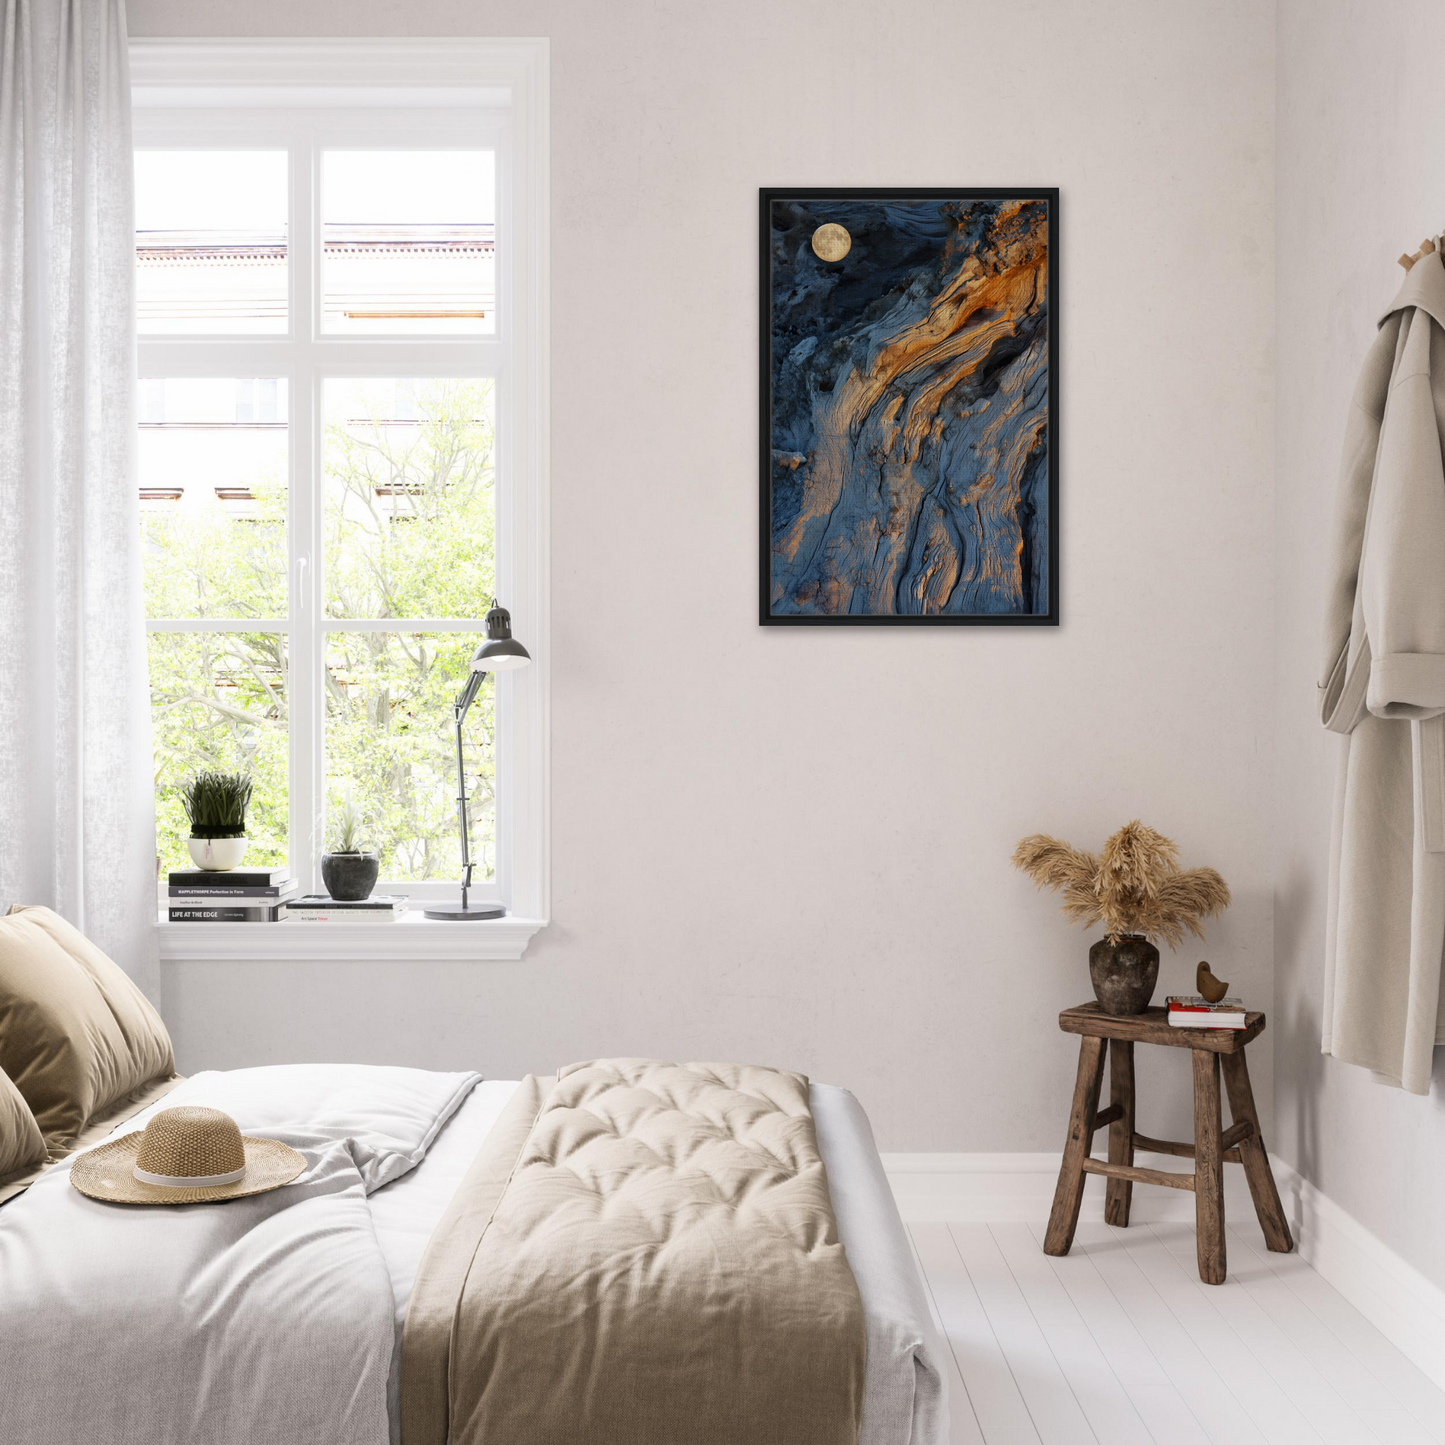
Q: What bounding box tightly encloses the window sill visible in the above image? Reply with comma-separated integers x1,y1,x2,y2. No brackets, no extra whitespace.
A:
156,912,547,961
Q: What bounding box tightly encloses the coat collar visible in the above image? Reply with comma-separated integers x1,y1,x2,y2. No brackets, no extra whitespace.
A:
1382,248,1445,332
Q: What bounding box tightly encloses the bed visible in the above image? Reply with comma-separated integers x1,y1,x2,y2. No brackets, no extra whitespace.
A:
0,1062,947,1445
0,901,944,1445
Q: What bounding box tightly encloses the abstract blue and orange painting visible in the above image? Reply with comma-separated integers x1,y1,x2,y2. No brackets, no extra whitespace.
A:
761,190,1057,624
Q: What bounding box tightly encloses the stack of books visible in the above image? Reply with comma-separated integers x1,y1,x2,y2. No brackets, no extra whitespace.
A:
1166,994,1248,1029
284,894,409,924
167,867,296,922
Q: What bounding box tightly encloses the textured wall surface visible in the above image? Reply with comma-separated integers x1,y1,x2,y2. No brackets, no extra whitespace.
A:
135,0,1276,1154
1275,0,1445,1291
767,197,1050,618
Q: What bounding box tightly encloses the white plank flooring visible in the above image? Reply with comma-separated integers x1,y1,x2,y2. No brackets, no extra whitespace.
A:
908,1217,1445,1445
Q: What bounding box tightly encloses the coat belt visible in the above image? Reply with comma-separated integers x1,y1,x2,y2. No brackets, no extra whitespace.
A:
1320,638,1371,735
1321,639,1445,853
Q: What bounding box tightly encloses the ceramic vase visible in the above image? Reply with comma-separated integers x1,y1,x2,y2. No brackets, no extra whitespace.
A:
1088,934,1160,1015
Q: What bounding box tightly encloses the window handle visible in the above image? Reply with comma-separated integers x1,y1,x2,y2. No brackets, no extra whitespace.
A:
297,554,309,613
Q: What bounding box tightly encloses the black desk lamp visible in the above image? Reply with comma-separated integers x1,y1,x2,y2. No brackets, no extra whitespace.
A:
424,601,530,920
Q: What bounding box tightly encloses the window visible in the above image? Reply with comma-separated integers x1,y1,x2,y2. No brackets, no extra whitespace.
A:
132,41,550,956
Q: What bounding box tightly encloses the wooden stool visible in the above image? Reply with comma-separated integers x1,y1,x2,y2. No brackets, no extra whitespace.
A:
1043,1002,1292,1284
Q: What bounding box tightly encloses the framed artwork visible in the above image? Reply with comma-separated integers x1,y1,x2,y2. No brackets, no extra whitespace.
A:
760,188,1058,625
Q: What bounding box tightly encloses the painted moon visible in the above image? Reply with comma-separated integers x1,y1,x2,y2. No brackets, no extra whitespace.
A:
811,222,852,262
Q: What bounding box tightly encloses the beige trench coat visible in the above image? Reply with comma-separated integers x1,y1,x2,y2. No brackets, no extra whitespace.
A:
1321,251,1445,1093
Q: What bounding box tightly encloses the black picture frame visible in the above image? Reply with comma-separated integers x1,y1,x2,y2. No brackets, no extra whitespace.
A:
759,187,1059,626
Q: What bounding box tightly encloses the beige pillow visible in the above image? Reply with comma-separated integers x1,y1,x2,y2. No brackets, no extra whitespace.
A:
0,1064,46,1183
0,906,174,1146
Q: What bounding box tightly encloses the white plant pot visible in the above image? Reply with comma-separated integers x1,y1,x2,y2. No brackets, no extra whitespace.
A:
187,836,249,871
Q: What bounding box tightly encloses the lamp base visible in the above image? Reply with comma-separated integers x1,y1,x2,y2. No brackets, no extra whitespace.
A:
423,902,507,921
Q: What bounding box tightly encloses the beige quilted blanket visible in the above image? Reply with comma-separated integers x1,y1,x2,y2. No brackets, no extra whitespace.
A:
400,1059,867,1445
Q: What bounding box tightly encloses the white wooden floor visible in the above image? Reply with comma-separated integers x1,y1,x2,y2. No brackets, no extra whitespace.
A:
908,1218,1445,1445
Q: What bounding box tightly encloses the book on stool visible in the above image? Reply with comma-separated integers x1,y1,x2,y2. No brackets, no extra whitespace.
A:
1166,994,1246,1029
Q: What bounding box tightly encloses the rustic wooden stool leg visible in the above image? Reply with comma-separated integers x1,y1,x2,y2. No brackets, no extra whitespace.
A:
1044,1035,1106,1256
1220,1050,1293,1253
1192,1048,1227,1284
1104,1039,1135,1227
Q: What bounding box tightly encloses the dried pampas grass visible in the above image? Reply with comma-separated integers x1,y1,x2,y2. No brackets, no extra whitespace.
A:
1011,835,1102,926
1011,820,1230,947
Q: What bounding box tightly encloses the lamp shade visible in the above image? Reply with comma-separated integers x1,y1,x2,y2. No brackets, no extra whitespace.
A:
471,601,531,673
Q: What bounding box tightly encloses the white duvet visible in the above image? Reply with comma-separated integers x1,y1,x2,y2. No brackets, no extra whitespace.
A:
0,1065,478,1445
0,1066,946,1445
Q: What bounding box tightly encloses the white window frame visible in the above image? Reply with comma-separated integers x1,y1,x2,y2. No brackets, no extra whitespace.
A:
133,40,550,961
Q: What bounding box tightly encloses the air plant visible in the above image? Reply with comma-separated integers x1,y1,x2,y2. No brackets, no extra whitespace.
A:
1011,820,1231,948
181,771,253,839
327,795,372,856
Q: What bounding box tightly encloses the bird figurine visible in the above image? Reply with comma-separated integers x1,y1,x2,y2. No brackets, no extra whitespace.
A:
1196,961,1229,1003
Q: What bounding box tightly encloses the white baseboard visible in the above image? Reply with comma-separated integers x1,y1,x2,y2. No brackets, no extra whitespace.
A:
882,1150,1445,1397
1271,1157,1445,1395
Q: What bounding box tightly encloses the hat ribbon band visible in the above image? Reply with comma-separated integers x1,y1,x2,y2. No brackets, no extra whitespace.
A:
133,1163,246,1188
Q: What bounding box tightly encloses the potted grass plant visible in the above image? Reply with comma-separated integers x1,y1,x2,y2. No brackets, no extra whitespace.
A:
1012,820,1231,1015
182,771,253,872
320,797,380,902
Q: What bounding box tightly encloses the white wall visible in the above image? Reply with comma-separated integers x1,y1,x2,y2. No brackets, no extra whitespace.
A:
134,0,1277,1152
1274,0,1445,1293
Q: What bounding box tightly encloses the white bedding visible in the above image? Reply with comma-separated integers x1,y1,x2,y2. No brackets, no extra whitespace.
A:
0,1067,946,1445
0,1064,479,1445
368,1080,947,1445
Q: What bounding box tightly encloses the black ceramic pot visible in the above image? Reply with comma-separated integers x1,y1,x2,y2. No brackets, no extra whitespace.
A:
320,851,379,902
1088,935,1160,1015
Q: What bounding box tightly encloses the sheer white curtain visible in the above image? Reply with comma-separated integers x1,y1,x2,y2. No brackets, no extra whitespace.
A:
0,0,156,994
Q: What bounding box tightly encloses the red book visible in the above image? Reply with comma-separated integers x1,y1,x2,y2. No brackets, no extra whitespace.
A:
1165,994,1246,1029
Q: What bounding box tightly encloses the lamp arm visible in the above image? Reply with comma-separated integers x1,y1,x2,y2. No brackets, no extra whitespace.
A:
455,667,485,718
452,668,489,911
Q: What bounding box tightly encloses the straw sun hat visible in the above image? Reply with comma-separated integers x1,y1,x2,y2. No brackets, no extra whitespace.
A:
70,1105,306,1205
